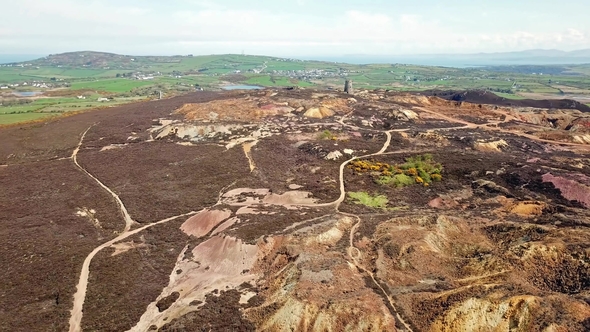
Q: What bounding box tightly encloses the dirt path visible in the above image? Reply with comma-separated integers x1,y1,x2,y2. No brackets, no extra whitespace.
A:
68,211,198,332
320,119,413,329
415,106,590,151
332,128,413,331
330,119,474,330
344,212,413,331
68,157,238,332
242,141,258,172
72,125,135,232
68,125,201,332
378,131,393,154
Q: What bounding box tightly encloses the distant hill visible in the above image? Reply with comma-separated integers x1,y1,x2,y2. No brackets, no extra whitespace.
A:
27,51,190,69
17,51,286,72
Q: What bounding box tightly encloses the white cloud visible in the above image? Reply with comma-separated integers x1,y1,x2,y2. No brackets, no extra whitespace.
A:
0,28,12,36
347,11,392,26
14,0,149,24
566,28,585,41
0,0,589,55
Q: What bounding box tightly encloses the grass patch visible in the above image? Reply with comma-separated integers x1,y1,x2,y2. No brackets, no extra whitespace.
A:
348,191,388,209
376,173,415,187
70,79,155,93
0,104,45,114
0,112,56,125
244,75,305,87
493,92,526,100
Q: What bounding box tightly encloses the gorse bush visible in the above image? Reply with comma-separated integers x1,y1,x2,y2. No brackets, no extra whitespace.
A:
398,154,442,175
349,154,443,188
431,173,442,182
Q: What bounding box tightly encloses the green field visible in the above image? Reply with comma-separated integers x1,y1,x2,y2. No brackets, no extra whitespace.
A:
245,75,312,87
70,79,155,93
493,92,526,100
0,95,147,125
2,51,590,125
0,112,57,125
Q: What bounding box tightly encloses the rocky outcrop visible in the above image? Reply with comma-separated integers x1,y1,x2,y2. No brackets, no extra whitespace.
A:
473,139,508,152
304,106,334,119
542,173,590,208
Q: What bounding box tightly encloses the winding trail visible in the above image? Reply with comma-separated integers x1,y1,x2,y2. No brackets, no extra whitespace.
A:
415,106,590,150
328,125,413,331
72,125,135,232
68,126,200,332
68,211,198,332
345,213,414,331
303,116,414,329
330,115,482,330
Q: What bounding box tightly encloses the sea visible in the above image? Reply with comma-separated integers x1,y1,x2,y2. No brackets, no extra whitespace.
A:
296,55,590,68
0,55,45,64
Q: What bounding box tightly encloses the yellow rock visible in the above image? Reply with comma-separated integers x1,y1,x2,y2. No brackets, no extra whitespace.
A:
304,106,335,119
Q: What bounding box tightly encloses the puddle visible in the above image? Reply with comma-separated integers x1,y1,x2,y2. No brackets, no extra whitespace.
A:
222,85,264,90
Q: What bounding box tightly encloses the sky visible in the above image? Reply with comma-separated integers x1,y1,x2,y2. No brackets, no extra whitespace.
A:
1,0,589,57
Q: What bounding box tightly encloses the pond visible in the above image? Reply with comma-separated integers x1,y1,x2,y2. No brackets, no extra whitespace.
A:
221,85,264,91
13,91,43,97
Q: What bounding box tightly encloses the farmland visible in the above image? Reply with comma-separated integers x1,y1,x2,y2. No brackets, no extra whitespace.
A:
2,51,590,125
69,79,155,93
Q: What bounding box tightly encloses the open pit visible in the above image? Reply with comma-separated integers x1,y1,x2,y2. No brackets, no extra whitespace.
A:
1,88,589,331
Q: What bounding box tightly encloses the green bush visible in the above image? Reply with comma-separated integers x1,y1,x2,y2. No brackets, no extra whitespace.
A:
418,168,431,183
348,192,388,208
318,129,334,140
378,154,443,187
377,174,415,188
400,154,438,171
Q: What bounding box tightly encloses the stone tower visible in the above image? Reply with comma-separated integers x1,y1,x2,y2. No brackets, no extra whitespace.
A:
344,79,353,94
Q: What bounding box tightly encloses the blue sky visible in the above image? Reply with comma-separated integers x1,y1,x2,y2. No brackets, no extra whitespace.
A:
1,0,589,56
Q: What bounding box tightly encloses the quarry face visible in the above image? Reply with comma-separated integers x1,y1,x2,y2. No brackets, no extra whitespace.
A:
1,88,589,331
